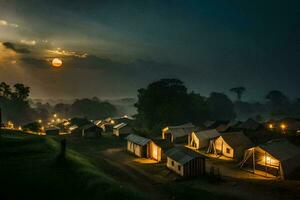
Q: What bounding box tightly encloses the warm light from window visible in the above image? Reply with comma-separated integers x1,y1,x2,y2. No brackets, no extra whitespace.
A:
280,123,286,130
269,124,273,129
265,155,272,164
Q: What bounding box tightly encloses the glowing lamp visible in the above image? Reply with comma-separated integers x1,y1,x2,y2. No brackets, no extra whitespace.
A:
280,124,286,130
268,124,273,129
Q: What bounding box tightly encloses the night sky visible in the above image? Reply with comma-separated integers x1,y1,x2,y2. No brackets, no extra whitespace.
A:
0,0,299,100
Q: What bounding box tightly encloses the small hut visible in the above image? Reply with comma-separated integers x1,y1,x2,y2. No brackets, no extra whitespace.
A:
162,123,197,144
149,139,173,162
113,123,132,137
188,129,220,149
81,124,102,137
126,134,151,157
240,139,300,179
45,126,60,136
165,147,206,177
207,132,253,160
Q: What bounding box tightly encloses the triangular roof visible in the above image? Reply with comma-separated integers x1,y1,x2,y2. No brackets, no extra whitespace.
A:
259,139,300,162
194,129,220,140
164,123,197,138
220,131,253,150
165,147,205,165
126,134,150,146
113,123,127,129
151,138,173,150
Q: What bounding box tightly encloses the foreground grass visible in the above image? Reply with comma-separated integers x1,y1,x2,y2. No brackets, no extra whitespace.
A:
0,130,143,200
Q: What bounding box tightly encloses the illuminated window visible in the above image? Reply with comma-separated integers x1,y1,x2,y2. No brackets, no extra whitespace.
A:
226,148,231,154
266,156,272,165
269,124,273,129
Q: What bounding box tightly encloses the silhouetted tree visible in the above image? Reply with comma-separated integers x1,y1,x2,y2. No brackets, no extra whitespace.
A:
207,92,236,121
70,98,116,119
230,87,246,101
266,90,290,116
12,83,30,101
135,79,210,133
135,79,190,132
0,82,12,98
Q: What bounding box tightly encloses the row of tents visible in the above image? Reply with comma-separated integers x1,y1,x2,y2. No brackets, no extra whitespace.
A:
189,128,300,179
126,120,300,179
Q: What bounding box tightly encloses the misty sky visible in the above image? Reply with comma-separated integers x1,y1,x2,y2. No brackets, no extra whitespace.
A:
0,0,299,101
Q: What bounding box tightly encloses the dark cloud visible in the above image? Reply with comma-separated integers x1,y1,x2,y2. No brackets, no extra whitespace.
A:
2,42,31,54
20,57,48,67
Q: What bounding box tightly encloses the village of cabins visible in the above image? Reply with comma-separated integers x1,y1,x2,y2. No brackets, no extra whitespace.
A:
2,109,300,180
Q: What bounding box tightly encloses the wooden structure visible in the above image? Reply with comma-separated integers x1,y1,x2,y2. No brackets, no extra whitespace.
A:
149,139,173,162
165,147,206,177
162,123,197,144
188,129,220,150
207,132,253,160
126,134,151,157
113,123,132,137
45,126,60,136
81,124,102,137
240,139,300,179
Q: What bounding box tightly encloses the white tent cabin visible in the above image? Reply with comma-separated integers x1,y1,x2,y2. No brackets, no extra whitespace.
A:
162,123,197,144
113,123,132,137
207,132,253,160
165,147,206,177
240,139,300,179
188,129,220,150
149,139,173,162
126,134,151,158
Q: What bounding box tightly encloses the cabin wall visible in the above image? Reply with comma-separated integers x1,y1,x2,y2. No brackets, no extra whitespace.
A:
174,135,188,144
113,129,119,136
46,130,60,136
127,141,143,157
167,157,184,176
214,137,234,158
127,141,149,158
183,157,206,177
149,142,162,162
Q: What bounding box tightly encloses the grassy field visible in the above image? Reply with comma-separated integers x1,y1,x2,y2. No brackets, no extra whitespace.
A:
0,130,142,200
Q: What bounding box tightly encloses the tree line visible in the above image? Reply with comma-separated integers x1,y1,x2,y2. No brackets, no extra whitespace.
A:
135,79,300,133
0,82,117,125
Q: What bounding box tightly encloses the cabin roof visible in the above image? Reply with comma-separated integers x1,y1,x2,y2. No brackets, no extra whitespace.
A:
259,139,300,161
45,126,60,131
164,123,197,138
126,134,150,146
165,147,205,165
113,123,127,129
194,129,220,140
152,139,173,150
81,123,101,130
221,131,253,150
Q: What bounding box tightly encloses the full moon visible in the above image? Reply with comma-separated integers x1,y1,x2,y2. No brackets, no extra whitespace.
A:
52,58,63,68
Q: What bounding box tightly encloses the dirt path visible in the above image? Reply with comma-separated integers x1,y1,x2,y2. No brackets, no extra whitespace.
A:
99,148,169,200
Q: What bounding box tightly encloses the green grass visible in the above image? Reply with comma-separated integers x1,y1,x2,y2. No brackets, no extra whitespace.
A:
0,130,143,200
